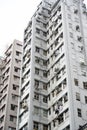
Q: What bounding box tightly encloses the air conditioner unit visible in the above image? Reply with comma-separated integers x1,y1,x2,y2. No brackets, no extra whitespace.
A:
78,36,82,42
55,68,59,73
52,21,57,26
26,52,30,58
80,61,85,65
54,50,59,56
52,30,57,35
76,25,80,31
58,15,61,19
0,93,2,97
58,101,63,106
74,9,78,14
21,100,28,109
58,87,62,92
54,40,58,45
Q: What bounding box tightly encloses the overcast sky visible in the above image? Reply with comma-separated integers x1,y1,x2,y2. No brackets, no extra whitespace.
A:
0,0,87,56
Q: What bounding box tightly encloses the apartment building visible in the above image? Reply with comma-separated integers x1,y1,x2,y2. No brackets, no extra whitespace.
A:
0,40,22,130
17,0,87,130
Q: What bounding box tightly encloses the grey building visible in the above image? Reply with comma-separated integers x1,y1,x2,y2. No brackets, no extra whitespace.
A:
17,0,87,130
0,40,22,130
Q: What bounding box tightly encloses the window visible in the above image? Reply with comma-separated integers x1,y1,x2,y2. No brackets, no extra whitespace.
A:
49,108,51,115
14,67,19,72
22,124,28,130
8,127,16,130
43,125,48,130
43,110,48,117
43,60,47,66
43,50,47,56
76,92,80,101
53,120,56,127
34,107,39,115
70,32,73,38
11,104,16,111
43,83,47,90
10,115,16,122
85,96,87,104
43,96,47,103
74,79,78,86
34,93,39,100
35,80,39,87
33,122,38,130
43,32,47,37
0,116,4,123
43,71,47,77
83,82,87,89
14,75,20,81
43,23,46,28
36,28,40,34
16,51,20,56
74,9,78,14
77,108,82,117
13,84,19,90
35,68,39,75
13,85,16,90
35,47,40,53
69,23,72,28
12,94,18,101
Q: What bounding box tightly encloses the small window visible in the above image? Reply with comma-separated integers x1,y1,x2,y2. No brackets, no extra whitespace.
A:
13,85,16,90
43,83,47,90
8,127,16,130
16,51,20,56
35,47,40,53
33,122,38,130
74,9,78,14
36,28,40,34
43,71,47,77
10,115,14,122
11,104,16,111
14,67,19,72
43,125,48,130
43,60,47,66
43,110,48,117
85,96,87,104
76,92,80,101
34,93,39,100
70,32,73,38
83,82,87,89
35,80,39,87
43,32,47,37
74,79,78,86
43,50,47,56
34,107,39,115
77,108,82,117
35,68,39,75
49,108,51,115
43,96,47,103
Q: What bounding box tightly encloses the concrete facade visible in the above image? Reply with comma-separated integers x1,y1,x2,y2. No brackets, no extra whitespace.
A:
0,40,22,130
17,0,87,130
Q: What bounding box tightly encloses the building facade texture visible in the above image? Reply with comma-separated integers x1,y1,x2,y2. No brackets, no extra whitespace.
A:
0,40,22,130
17,0,87,130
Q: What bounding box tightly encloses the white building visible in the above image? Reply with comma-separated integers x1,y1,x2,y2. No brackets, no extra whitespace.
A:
17,0,87,130
0,40,22,130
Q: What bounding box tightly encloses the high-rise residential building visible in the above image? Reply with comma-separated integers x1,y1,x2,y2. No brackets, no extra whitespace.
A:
17,0,87,130
0,40,22,130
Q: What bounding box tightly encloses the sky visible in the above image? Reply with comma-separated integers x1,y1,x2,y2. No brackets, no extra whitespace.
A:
0,0,41,56
0,0,87,56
